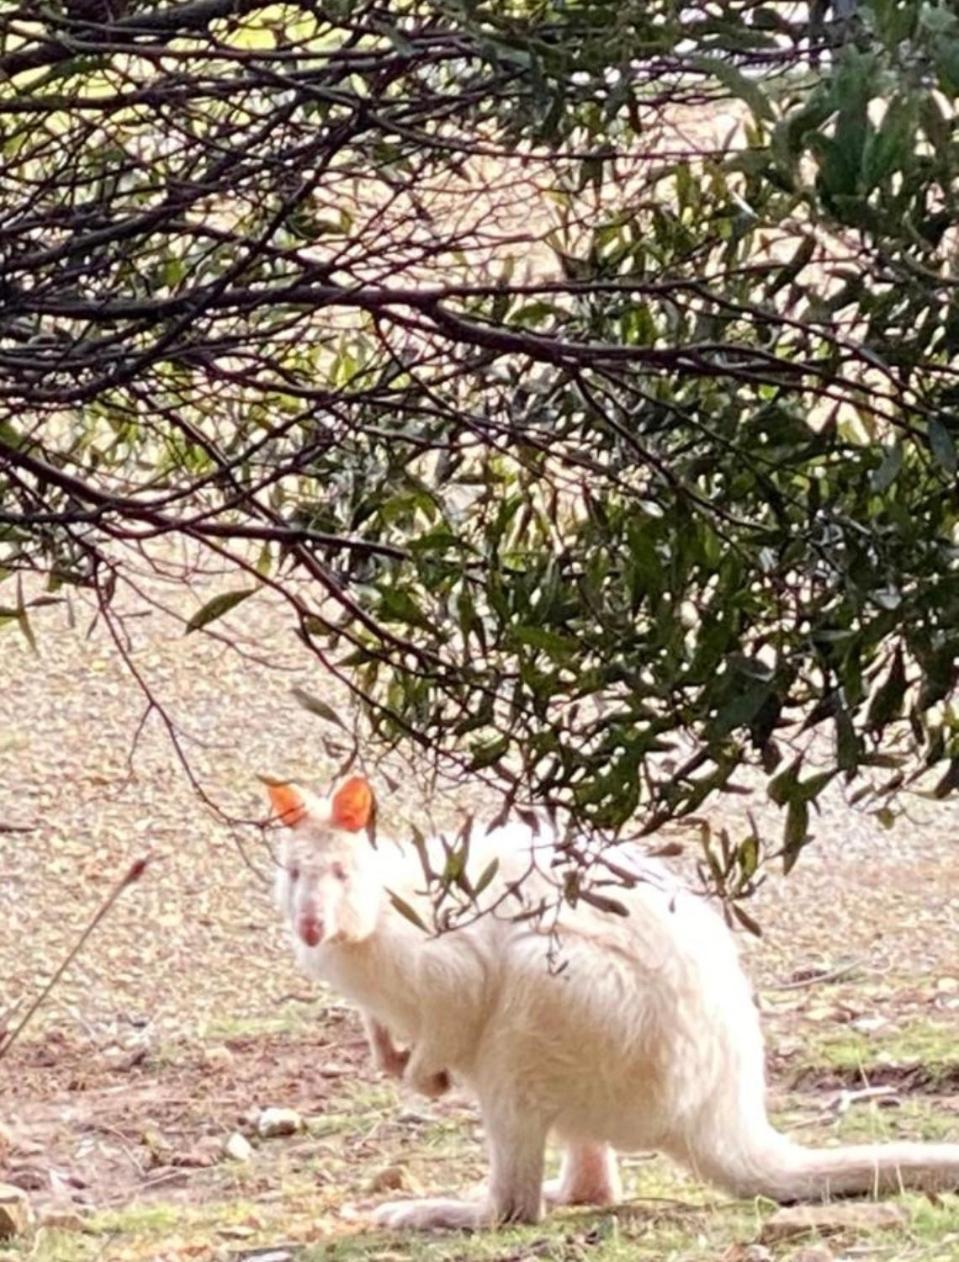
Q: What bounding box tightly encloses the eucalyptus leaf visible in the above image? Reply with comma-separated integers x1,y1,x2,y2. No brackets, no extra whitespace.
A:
185,589,255,635
291,686,349,731
928,418,957,475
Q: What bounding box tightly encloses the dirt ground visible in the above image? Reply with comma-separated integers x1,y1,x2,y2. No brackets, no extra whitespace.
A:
1,571,958,1261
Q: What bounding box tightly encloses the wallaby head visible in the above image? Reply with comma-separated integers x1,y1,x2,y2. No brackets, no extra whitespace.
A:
265,776,380,948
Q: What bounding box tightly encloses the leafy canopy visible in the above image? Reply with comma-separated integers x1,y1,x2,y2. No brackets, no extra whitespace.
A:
2,0,959,906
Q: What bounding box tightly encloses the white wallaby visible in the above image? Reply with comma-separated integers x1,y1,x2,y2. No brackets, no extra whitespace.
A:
267,775,959,1230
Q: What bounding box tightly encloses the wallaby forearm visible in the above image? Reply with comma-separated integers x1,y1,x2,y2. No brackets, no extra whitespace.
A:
360,1009,452,1098
361,1010,408,1078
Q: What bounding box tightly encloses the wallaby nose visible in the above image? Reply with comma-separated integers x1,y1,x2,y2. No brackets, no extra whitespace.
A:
297,916,323,947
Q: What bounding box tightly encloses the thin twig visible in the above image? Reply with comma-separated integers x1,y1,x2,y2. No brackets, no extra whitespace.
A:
766,957,867,992
0,856,152,1061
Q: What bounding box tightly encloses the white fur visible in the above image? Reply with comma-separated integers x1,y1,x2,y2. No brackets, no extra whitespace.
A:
274,801,959,1229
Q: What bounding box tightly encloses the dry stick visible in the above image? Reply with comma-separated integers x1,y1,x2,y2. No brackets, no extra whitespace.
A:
766,957,867,993
0,999,22,1041
0,855,152,1061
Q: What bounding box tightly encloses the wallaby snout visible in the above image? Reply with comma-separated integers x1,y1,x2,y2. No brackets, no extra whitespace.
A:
297,911,323,947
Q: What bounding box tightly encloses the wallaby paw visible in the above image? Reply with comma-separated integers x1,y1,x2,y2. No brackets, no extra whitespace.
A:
545,1143,622,1207
374,1046,410,1079
405,1067,451,1099
372,1196,487,1230
542,1178,569,1206
543,1176,618,1208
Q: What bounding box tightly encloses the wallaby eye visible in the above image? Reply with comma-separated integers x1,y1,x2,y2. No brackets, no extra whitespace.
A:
331,861,348,883
288,865,300,883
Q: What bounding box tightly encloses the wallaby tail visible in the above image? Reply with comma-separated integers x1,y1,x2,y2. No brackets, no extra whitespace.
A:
690,1126,959,1202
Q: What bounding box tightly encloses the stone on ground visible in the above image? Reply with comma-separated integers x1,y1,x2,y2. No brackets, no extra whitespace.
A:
0,1184,33,1239
256,1107,303,1138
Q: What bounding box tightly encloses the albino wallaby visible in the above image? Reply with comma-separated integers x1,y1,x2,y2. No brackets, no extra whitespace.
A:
267,775,959,1230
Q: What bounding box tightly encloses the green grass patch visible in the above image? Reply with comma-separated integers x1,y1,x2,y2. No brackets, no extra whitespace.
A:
792,1018,959,1085
830,1095,959,1145
198,1000,332,1042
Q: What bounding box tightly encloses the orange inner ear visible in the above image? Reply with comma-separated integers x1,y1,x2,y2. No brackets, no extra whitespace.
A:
330,776,373,832
266,782,308,827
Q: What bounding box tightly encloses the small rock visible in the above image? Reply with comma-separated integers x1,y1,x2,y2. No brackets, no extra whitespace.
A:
171,1150,217,1169
396,1109,430,1125
38,1208,88,1232
0,1184,33,1239
366,1163,421,1195
877,1051,918,1069
171,1136,222,1168
223,1132,253,1162
721,1246,772,1262
807,1004,846,1024
850,1015,888,1033
103,1041,149,1073
5,1167,45,1192
217,1224,256,1239
202,1044,235,1070
136,1165,189,1190
318,1063,353,1078
761,1202,909,1244
141,1126,174,1167
256,1108,303,1139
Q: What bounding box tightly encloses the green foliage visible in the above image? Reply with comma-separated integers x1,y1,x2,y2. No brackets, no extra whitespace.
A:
2,0,959,899
185,590,256,635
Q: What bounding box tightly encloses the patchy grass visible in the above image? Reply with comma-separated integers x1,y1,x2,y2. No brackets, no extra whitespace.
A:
828,1094,959,1145
791,1018,959,1088
4,1010,959,1262
199,998,331,1044
15,1188,959,1262
909,1195,959,1243
17,1192,959,1262
310,1210,747,1262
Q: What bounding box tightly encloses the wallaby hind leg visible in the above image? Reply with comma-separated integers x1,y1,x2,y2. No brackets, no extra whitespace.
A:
544,1141,622,1207
372,1096,548,1230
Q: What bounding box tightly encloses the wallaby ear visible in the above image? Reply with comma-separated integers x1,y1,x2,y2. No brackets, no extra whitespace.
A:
264,780,309,827
330,775,374,832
